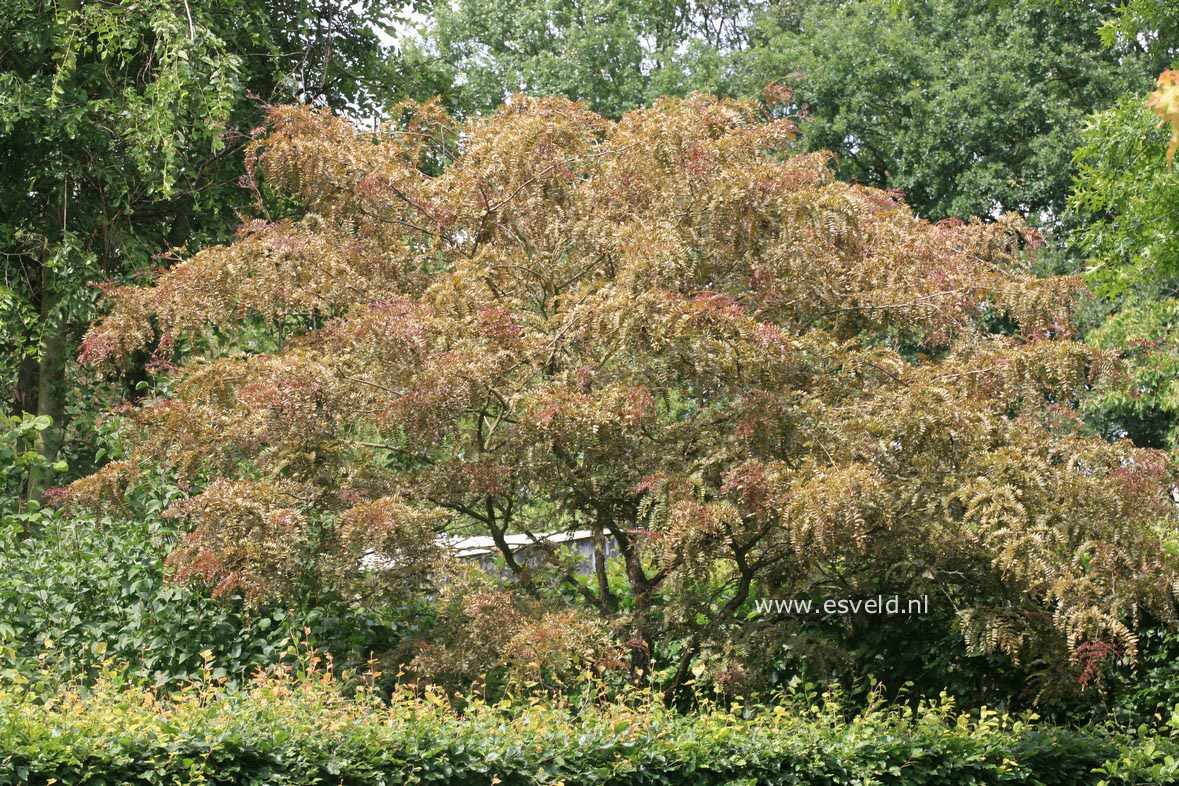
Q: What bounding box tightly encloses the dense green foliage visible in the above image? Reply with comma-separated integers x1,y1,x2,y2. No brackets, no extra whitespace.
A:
426,0,1149,221
0,0,441,504
0,414,67,533
0,511,292,689
429,0,751,118
1082,300,1179,449
0,482,406,690
1066,40,1179,452
1070,96,1179,299
4,672,1171,786
737,0,1149,221
1096,0,1179,74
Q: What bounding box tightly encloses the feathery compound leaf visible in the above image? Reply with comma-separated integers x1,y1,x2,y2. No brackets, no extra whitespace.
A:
69,98,1179,700
1147,69,1179,165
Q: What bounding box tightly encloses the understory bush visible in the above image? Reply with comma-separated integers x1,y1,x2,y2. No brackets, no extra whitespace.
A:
1,670,1176,786
0,507,404,690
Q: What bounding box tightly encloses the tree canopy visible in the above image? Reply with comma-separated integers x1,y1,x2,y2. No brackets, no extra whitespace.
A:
428,0,753,119
70,97,1179,697
0,0,442,501
424,0,1150,222
735,0,1149,221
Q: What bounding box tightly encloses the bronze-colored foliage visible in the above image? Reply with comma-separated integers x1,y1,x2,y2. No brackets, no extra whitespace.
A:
73,96,1179,695
1148,69,1179,165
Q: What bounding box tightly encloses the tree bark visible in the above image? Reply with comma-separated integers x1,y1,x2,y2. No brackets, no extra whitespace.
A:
14,352,39,417
25,0,80,501
26,265,68,501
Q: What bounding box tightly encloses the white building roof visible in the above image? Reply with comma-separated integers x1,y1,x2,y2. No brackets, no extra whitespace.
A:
437,529,596,559
360,529,598,570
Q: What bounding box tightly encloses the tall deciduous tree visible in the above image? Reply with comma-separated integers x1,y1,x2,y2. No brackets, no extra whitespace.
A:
428,0,755,118
424,0,1146,221
72,98,1179,698
736,0,1149,221
0,0,440,501
1068,74,1179,452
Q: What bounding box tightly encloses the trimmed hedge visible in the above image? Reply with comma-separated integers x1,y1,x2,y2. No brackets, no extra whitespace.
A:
1,673,1175,785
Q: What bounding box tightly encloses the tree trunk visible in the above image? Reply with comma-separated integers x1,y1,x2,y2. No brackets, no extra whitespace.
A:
26,264,68,501
26,0,80,501
14,354,38,417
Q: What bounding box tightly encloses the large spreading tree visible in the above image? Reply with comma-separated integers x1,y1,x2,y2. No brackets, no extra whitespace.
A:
71,97,1179,698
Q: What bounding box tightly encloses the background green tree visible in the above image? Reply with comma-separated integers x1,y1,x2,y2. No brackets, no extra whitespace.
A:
0,0,443,502
428,0,754,119
425,0,1148,221
1064,2,1179,451
735,0,1149,221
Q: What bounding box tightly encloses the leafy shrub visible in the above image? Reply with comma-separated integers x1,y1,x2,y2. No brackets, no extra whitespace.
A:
1096,713,1179,786
0,671,1152,786
0,413,68,532
403,563,628,699
0,507,404,691
1102,620,1179,727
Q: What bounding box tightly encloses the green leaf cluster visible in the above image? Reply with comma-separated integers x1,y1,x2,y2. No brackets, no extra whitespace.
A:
1082,299,1179,449
0,502,404,691
1070,95,1179,299
0,414,66,529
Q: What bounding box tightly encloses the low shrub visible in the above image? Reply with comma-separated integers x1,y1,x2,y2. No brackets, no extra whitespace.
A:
1,670,1172,786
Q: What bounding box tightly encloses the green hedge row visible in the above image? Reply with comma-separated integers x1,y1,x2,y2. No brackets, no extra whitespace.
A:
2,674,1177,786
